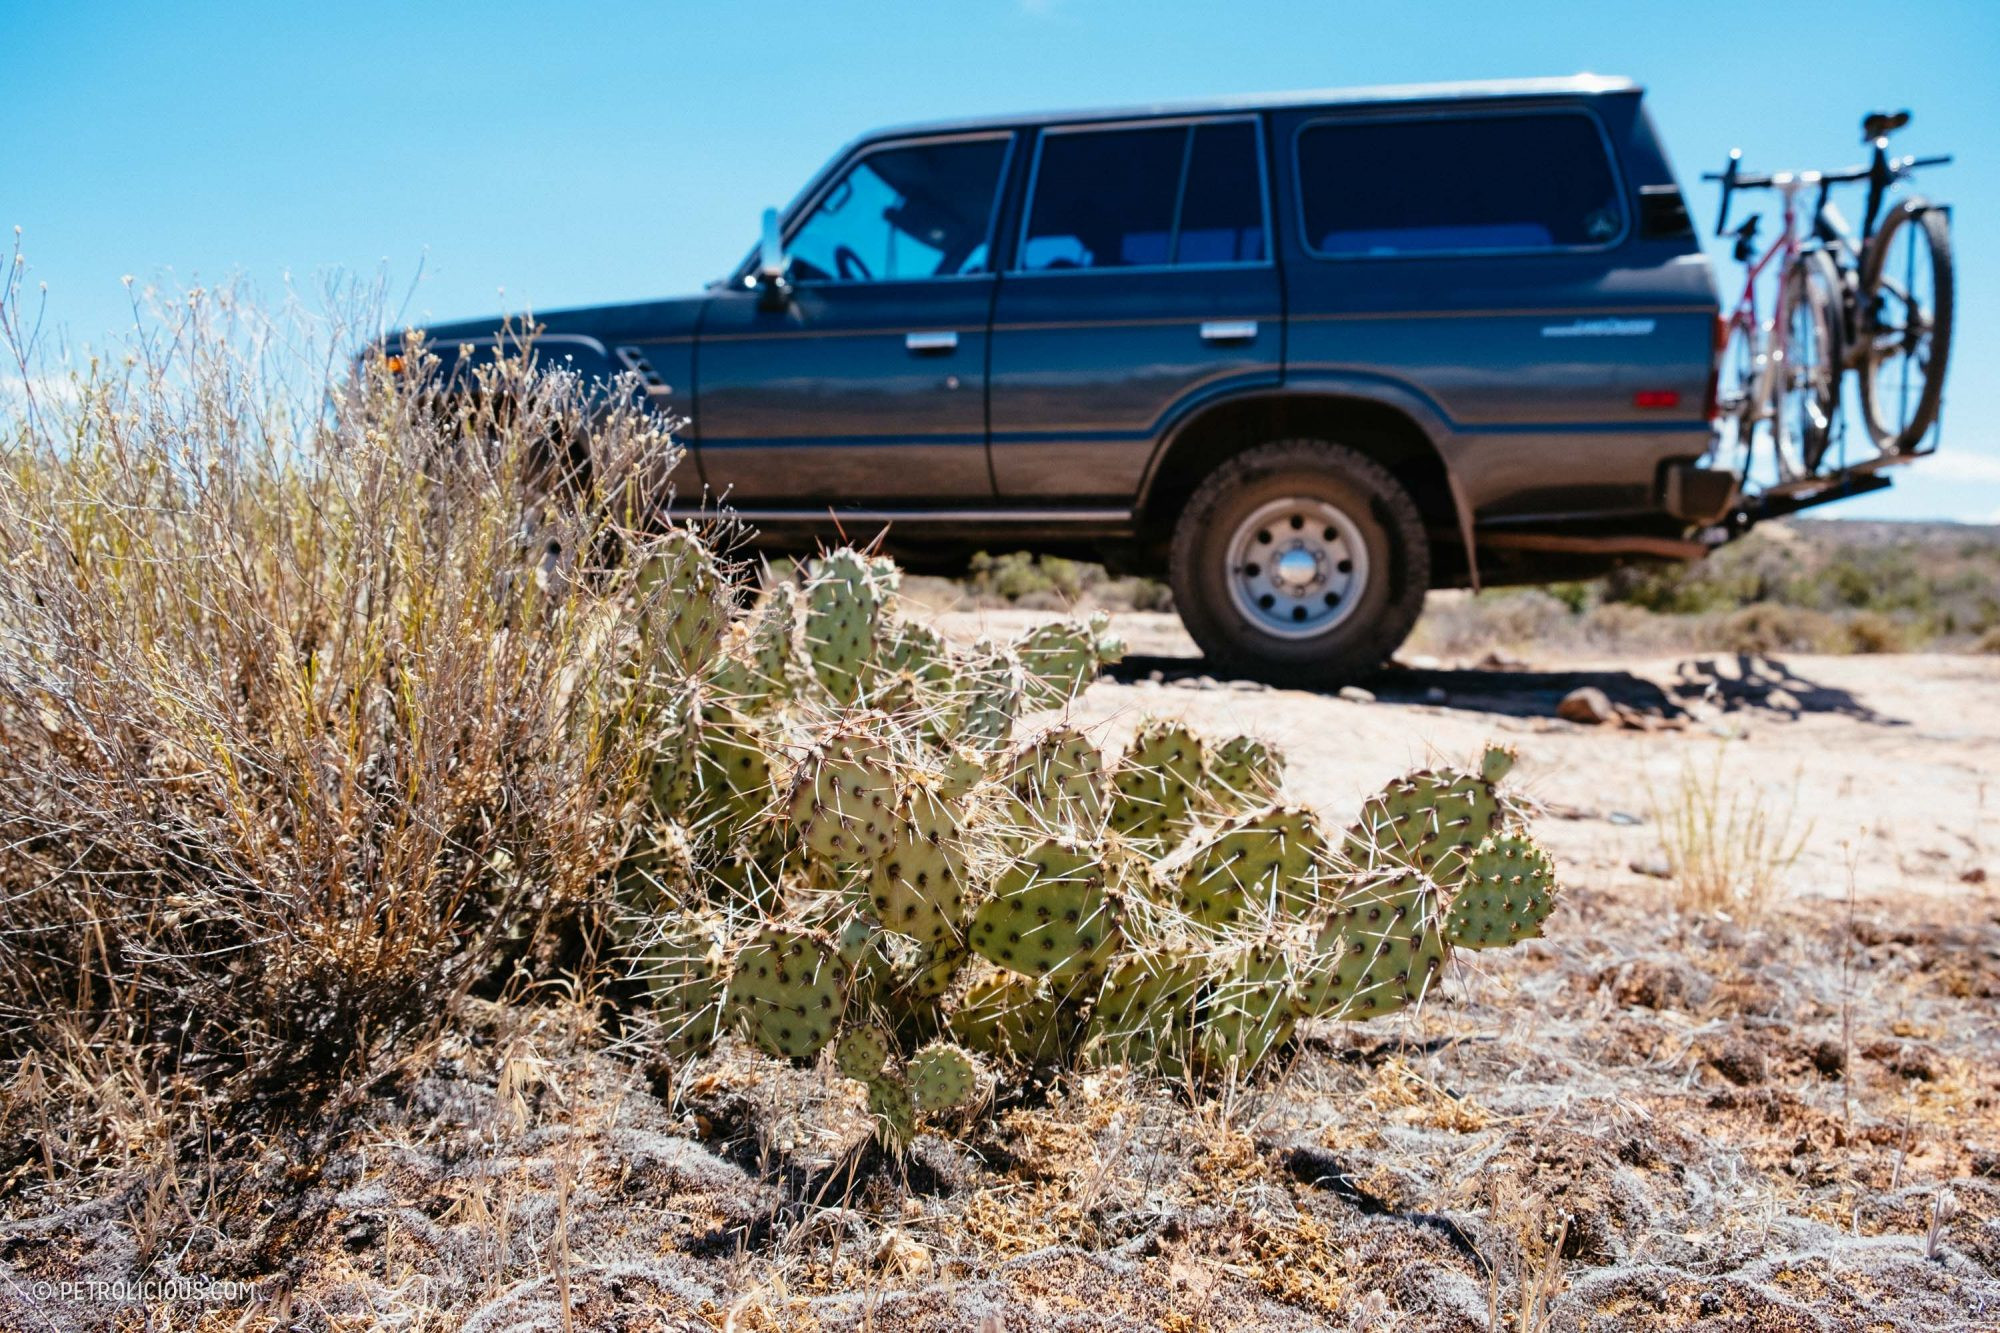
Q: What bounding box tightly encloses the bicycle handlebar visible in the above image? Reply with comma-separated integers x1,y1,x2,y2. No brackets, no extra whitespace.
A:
1702,153,1952,189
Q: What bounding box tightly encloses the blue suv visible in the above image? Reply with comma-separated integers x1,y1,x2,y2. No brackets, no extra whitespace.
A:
407,75,1731,685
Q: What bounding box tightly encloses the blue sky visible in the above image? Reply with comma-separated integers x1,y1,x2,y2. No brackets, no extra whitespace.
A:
8,0,1996,521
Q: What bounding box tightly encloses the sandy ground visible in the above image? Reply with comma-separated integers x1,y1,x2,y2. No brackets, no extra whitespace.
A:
4,612,1997,1331
934,608,2000,904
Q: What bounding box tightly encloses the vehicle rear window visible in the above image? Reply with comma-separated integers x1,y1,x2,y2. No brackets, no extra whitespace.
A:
1020,119,1266,271
1296,112,1624,257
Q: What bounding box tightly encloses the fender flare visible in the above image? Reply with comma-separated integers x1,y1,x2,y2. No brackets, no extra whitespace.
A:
1135,377,1482,588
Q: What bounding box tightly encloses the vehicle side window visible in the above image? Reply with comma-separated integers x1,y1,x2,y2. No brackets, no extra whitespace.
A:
1296,113,1624,257
788,137,1009,283
1176,122,1266,264
1019,119,1267,272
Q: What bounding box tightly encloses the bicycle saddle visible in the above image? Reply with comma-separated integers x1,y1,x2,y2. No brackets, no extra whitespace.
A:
1862,110,1911,141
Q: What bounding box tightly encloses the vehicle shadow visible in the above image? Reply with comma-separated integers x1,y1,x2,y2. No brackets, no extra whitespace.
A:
1102,651,1903,726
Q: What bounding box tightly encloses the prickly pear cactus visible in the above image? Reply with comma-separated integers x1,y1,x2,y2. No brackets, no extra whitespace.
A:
725,926,846,1060
633,915,727,1061
1015,612,1125,710
994,726,1108,846
790,728,899,867
866,781,974,947
1444,835,1558,949
636,528,731,676
1304,868,1448,1021
1175,805,1331,930
968,839,1122,991
610,540,1565,1153
1344,747,1517,886
1207,735,1286,812
907,1041,979,1114
803,549,893,703
712,581,800,708
1109,720,1206,848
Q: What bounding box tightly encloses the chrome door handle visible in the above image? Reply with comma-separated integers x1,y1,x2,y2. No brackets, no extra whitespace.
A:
905,330,959,353
1200,319,1259,343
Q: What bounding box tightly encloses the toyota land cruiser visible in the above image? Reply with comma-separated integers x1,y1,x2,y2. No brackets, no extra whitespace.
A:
403,75,1737,686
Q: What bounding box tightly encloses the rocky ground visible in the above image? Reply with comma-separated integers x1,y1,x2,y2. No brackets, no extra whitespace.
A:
3,617,1997,1331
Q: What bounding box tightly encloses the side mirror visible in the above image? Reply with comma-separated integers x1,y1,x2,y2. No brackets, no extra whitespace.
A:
756,207,791,309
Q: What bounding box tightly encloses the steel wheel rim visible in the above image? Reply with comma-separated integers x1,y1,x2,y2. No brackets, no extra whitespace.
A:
1224,496,1369,640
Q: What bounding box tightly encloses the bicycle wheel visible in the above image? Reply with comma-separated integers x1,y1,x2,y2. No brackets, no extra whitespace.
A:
1778,252,1844,474
1711,314,1760,475
1858,198,1953,452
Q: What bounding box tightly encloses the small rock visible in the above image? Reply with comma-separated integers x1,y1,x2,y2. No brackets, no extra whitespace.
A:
1961,866,1989,885
874,1227,931,1277
1423,686,1449,705
1630,853,1673,879
1146,670,1165,684
1337,685,1375,704
1810,1039,1847,1078
1608,810,1642,827
1402,654,1442,670
1558,685,1615,725
1765,687,1801,712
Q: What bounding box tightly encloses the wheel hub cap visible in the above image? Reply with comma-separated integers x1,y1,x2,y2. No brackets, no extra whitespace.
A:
1224,496,1370,640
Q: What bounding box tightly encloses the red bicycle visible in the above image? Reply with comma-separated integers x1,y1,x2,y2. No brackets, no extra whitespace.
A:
1705,111,1953,495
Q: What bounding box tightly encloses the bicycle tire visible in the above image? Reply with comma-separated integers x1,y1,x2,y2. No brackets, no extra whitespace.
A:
1779,251,1845,474
1858,199,1953,452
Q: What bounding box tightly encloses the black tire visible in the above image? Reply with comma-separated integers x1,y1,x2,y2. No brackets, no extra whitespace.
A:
1782,251,1845,475
1858,199,1953,453
1168,439,1428,688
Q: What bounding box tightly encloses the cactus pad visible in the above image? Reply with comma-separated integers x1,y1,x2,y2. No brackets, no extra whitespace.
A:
1344,763,1503,887
835,1024,894,1081
950,973,1062,1063
865,1074,917,1149
1444,835,1558,949
995,726,1108,844
867,782,974,946
803,549,893,703
968,840,1121,988
1109,720,1206,847
1015,612,1123,710
907,1041,979,1113
636,916,727,1061
725,927,847,1060
1175,805,1332,930
1085,949,1204,1071
635,528,730,675
1306,870,1448,1020
1199,943,1298,1071
1208,735,1286,812
790,728,899,866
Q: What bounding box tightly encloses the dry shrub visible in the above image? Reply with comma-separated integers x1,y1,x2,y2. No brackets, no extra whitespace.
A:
1841,611,1908,654
0,271,690,1139
1650,745,1809,921
1704,603,1839,655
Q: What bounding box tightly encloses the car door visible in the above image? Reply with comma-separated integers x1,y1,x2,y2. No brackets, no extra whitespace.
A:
694,132,1015,506
988,116,1283,501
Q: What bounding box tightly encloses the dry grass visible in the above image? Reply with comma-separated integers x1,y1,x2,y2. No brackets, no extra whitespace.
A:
0,254,700,1225
1649,745,1810,921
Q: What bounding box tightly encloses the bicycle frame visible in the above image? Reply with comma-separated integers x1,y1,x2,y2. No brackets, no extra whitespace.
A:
1719,176,1816,480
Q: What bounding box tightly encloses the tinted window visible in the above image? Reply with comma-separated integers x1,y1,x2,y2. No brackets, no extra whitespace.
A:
1297,113,1623,256
1020,120,1267,271
789,137,1009,283
1176,122,1266,263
